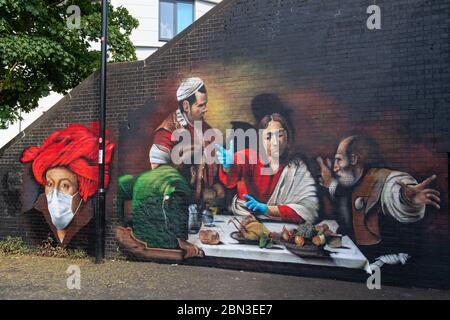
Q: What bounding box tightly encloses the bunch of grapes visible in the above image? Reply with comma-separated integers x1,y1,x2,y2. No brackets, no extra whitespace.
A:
296,223,315,239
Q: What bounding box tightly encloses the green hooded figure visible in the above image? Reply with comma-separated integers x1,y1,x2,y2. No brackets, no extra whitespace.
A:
117,165,191,249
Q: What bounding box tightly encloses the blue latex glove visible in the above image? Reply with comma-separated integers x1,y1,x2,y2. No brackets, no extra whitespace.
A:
215,140,234,169
243,194,268,215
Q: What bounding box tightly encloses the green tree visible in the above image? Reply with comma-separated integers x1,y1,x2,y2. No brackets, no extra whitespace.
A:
0,0,139,128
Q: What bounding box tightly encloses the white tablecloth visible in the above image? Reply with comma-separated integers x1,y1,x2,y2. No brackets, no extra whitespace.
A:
188,215,371,273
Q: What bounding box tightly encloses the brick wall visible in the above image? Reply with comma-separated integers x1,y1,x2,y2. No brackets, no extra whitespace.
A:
1,0,449,289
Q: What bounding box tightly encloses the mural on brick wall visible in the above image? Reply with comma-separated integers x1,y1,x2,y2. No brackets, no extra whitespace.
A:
117,74,442,274
20,123,115,247
115,78,221,260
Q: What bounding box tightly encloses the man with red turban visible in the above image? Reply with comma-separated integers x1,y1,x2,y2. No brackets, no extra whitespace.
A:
20,123,115,246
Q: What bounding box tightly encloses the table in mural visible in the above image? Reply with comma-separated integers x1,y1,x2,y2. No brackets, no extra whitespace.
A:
188,215,371,274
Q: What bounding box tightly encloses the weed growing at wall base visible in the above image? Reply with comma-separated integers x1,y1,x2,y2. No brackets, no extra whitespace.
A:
36,237,87,259
0,236,87,259
0,236,30,255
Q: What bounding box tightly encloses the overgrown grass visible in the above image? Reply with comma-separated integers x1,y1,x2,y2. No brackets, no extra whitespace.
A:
0,236,30,255
0,236,87,259
35,237,87,259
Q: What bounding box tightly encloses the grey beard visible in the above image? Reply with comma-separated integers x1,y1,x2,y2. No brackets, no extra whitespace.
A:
337,170,357,187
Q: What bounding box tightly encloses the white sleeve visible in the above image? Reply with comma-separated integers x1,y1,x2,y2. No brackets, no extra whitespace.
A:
149,144,171,164
380,171,425,223
283,162,319,224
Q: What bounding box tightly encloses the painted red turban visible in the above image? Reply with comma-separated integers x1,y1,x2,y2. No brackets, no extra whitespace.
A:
20,123,115,202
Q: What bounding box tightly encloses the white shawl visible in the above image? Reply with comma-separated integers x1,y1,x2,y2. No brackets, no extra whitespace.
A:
230,160,319,224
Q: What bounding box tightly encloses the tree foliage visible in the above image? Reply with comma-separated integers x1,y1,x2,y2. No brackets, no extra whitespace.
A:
0,0,139,128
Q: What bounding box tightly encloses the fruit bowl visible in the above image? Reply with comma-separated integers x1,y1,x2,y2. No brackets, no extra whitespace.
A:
282,241,330,258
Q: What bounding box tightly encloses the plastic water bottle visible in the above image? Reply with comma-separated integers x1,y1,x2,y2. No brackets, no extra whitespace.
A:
188,204,201,234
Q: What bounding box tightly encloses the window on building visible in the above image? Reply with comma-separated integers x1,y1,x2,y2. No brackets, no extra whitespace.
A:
160,0,194,41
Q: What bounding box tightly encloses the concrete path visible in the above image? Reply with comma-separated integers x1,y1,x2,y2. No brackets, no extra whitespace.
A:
1,254,449,300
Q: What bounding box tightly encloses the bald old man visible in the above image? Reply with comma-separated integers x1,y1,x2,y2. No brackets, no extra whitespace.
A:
317,135,440,265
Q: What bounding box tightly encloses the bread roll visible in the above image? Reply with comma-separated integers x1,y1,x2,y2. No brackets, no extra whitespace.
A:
199,230,220,245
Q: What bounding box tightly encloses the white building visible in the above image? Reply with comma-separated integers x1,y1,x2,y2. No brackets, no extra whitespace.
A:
0,0,221,149
112,0,221,60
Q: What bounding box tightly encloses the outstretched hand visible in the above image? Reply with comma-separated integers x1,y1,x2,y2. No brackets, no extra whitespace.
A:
243,194,268,215
215,140,234,169
316,156,334,188
397,175,441,210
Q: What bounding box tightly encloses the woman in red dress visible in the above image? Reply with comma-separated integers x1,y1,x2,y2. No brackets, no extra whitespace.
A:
216,114,319,224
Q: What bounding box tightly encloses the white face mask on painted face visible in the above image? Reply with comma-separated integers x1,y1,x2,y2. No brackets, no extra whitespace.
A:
46,189,82,230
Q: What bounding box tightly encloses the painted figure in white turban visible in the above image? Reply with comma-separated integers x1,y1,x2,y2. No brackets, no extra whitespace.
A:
149,77,224,204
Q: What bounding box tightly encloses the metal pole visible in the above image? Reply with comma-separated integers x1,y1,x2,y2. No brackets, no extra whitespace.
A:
96,0,108,264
